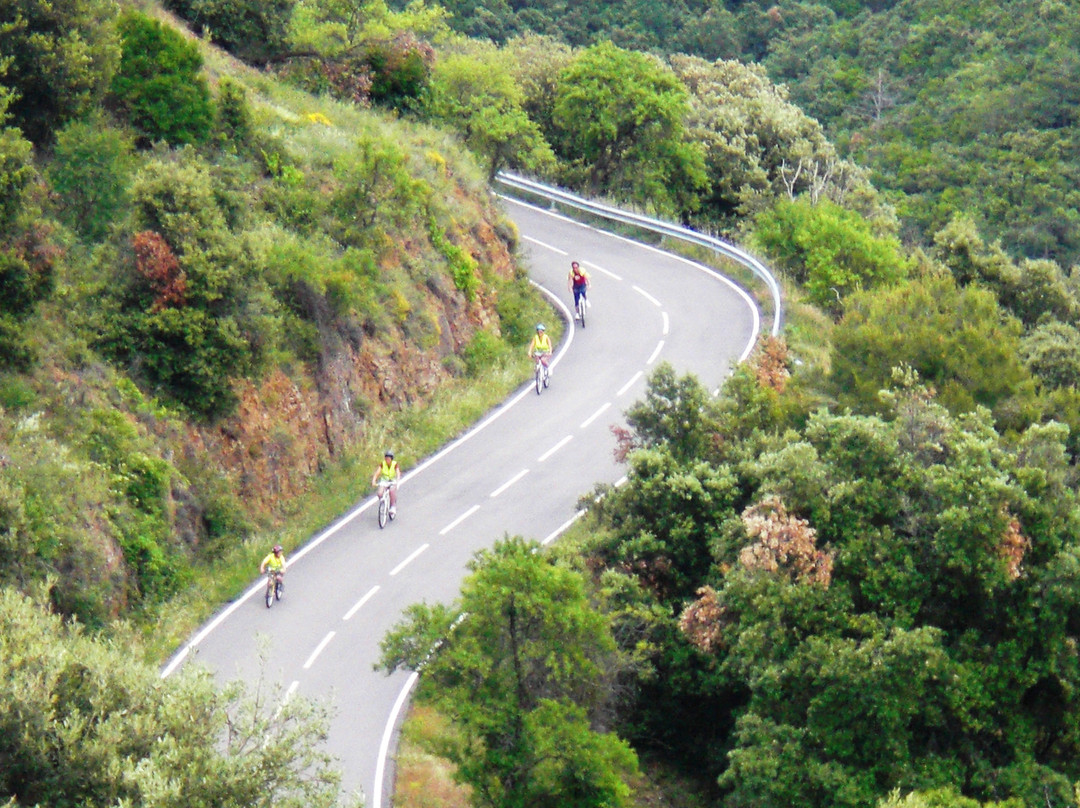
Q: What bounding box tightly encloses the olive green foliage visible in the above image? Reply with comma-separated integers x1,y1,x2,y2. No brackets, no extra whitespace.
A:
214,78,254,152
0,588,350,807
0,121,54,368
0,0,121,144
932,215,1080,328
830,277,1030,416
671,55,879,226
754,197,910,309
582,365,1080,807
96,149,271,418
438,0,1080,266
329,137,431,245
47,113,134,241
762,0,1080,266
179,0,294,64
0,126,33,233
551,41,707,214
110,10,214,146
380,536,639,808
424,43,554,180
878,788,1023,808
1021,321,1080,391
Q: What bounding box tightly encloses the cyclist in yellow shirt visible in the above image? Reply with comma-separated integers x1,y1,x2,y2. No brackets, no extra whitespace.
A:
371,450,401,518
259,544,286,583
528,323,553,376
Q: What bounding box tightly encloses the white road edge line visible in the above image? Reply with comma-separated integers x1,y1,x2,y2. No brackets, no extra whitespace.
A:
343,586,380,621
632,284,662,307
160,286,574,680
439,505,480,536
303,631,336,670
522,234,568,255
490,469,530,498
580,402,611,429
502,195,760,363
390,543,430,575
617,371,643,397
542,509,588,545
374,671,420,808
538,435,573,462
647,340,665,365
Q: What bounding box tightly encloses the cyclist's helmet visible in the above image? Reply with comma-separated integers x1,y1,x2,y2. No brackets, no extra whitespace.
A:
536,323,546,332
273,545,282,554
384,450,394,458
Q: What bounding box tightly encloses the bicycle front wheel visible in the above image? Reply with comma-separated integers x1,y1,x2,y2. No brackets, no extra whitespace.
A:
378,493,389,528
265,581,274,608
535,363,543,395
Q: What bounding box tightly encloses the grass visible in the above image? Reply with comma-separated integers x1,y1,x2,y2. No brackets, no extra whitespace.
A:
144,340,554,664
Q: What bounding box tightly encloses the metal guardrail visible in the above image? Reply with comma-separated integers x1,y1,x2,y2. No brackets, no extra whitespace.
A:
494,171,783,337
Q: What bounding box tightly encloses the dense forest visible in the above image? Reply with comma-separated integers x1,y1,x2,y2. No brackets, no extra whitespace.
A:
3,0,1080,805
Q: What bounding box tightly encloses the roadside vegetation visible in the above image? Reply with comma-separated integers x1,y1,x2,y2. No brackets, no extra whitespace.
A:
2,0,1080,805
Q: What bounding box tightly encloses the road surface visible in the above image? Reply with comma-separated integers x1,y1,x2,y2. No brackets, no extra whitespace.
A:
161,195,760,806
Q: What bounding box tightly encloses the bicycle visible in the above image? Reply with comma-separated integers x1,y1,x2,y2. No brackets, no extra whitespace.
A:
533,353,550,395
575,289,587,328
376,482,396,528
264,570,284,608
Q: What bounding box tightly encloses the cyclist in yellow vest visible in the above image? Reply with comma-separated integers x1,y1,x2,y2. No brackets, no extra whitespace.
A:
528,323,553,376
259,544,287,578
371,450,401,517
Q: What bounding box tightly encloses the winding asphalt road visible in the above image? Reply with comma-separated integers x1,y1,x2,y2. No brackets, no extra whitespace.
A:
161,196,760,807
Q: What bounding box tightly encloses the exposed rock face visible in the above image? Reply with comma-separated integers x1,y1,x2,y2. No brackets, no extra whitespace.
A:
187,219,514,520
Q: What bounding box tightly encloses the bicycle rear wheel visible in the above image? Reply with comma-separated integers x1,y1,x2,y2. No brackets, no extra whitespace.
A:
579,295,586,328
275,578,284,601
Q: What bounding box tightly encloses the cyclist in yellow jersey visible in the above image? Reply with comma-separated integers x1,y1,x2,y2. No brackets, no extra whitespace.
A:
371,450,401,517
529,323,553,376
259,544,287,576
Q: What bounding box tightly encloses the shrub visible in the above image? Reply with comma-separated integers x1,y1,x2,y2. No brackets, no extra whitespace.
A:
754,197,910,310
186,0,294,64
214,78,254,152
0,0,120,143
462,329,506,376
110,11,213,146
0,128,34,234
47,114,134,241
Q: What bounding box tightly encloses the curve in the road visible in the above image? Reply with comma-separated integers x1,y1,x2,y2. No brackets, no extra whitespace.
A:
161,196,762,808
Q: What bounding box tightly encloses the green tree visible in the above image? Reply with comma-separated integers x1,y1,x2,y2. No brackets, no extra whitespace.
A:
551,41,707,214
754,196,909,310
187,0,294,64
0,0,121,143
47,113,134,242
0,588,351,807
380,536,639,808
1020,321,1080,391
110,10,213,146
95,150,270,418
830,276,1030,416
670,55,880,227
425,43,554,180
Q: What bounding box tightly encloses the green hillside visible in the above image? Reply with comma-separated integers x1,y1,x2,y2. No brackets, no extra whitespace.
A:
5,0,1080,806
